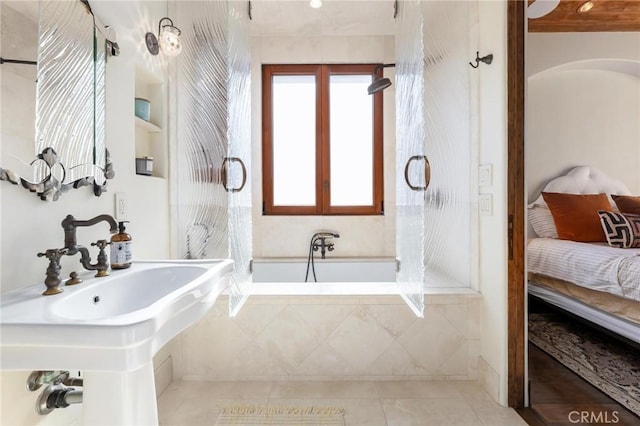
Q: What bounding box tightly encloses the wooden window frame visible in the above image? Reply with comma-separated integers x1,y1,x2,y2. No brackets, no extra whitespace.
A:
262,63,384,216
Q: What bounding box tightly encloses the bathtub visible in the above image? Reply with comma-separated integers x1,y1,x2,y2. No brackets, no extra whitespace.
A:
250,257,398,295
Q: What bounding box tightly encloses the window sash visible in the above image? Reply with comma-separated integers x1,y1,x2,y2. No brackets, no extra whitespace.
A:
262,63,384,216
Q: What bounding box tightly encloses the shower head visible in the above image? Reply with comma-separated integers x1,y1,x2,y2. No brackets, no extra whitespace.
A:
367,63,395,95
367,77,392,95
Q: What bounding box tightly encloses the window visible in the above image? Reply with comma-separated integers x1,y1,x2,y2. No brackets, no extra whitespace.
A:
262,64,384,215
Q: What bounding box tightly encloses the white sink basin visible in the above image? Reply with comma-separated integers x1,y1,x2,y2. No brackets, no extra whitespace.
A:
0,259,233,372
52,266,215,320
1,258,232,425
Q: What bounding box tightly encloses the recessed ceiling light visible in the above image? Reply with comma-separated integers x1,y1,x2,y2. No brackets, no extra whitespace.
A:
577,0,596,13
310,0,322,8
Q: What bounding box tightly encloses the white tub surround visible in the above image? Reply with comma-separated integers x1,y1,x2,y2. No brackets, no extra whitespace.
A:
251,256,397,295
249,257,482,296
174,294,481,382
252,257,397,283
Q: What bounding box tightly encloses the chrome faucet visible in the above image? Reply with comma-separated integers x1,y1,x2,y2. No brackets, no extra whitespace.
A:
61,214,118,276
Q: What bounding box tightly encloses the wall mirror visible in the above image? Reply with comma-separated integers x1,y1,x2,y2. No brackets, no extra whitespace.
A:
0,0,118,201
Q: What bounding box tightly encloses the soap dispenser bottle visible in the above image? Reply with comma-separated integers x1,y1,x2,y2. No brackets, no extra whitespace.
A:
110,221,132,269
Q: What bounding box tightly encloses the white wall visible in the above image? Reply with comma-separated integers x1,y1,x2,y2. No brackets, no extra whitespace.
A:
0,1,171,424
476,0,509,406
527,32,640,77
526,32,640,201
250,35,396,259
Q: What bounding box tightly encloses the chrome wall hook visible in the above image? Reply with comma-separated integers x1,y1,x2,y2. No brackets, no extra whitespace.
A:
469,51,493,69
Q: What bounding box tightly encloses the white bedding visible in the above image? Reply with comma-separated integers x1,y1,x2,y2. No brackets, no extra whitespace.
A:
528,238,640,302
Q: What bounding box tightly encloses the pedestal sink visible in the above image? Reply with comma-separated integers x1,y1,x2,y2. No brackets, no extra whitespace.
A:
0,259,233,425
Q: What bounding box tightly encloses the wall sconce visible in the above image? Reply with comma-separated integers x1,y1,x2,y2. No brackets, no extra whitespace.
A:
367,63,396,95
145,17,182,56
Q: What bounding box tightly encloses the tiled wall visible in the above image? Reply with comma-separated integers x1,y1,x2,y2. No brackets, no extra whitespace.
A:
173,294,481,381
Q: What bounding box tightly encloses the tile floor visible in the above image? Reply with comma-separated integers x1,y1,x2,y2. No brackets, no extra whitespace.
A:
158,380,527,425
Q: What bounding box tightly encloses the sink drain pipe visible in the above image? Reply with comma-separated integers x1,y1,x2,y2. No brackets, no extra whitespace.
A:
37,385,83,415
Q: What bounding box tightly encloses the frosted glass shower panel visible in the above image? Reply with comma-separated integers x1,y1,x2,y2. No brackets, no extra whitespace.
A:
395,0,426,317
227,0,253,317
175,1,253,316
329,75,373,206
422,1,474,288
272,75,316,206
175,1,230,261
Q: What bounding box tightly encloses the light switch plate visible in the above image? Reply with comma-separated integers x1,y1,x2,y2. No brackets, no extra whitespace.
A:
115,192,128,221
479,193,493,216
479,164,493,187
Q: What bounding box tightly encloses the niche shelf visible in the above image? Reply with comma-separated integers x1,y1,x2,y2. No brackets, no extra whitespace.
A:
134,65,167,178
135,116,161,133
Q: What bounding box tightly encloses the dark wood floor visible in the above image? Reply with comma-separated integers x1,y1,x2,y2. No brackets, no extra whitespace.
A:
517,297,640,425
521,343,640,425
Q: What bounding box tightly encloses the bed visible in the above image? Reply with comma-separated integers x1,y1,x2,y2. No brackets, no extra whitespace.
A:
527,166,640,344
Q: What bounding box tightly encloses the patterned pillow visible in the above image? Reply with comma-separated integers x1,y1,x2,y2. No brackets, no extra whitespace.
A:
598,210,640,249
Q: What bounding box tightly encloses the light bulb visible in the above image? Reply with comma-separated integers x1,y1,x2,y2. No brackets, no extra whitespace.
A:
159,26,182,56
310,0,322,9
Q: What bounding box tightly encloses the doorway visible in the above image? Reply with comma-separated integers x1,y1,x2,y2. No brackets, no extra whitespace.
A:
508,0,640,416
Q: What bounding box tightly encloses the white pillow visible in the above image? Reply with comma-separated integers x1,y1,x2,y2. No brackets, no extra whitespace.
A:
528,204,558,238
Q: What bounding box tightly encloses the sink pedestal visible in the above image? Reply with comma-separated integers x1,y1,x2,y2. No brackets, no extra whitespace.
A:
83,362,157,425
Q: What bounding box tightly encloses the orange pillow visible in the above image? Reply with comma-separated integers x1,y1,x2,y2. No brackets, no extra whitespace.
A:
542,192,612,242
612,195,640,215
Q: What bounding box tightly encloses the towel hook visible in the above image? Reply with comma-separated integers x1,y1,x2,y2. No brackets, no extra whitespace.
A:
469,51,493,69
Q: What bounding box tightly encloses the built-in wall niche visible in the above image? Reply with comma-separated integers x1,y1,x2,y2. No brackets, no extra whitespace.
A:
134,66,167,179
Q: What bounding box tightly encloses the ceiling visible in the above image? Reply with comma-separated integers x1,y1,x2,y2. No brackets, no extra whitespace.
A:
6,0,639,35
249,0,395,36
528,0,640,32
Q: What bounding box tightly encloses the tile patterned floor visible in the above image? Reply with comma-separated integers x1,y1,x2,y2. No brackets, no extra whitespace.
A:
158,380,527,425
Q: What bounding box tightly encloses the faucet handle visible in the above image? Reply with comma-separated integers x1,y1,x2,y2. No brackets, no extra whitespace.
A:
91,240,109,250
90,240,110,278
37,248,68,260
37,248,68,296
